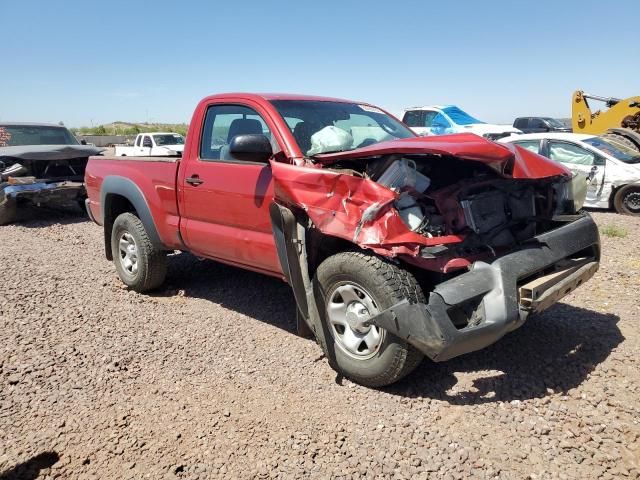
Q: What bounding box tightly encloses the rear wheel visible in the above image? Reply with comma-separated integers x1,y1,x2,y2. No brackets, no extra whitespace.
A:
313,251,425,387
614,185,640,216
602,133,640,153
111,212,167,292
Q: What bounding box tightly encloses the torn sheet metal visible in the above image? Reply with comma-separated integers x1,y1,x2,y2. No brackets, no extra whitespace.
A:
270,160,464,257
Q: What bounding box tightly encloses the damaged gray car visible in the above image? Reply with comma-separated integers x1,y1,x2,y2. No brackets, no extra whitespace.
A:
0,123,104,225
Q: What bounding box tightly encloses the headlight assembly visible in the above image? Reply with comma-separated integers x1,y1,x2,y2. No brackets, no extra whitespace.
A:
554,173,588,214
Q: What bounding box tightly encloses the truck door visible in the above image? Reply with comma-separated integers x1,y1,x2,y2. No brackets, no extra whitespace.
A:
421,110,443,136
179,102,282,275
137,135,153,156
546,140,606,204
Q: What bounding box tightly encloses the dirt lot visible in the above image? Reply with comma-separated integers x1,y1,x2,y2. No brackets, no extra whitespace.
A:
1,210,638,479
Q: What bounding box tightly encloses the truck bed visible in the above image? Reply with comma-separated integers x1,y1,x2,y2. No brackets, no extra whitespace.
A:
91,155,180,163
84,155,183,250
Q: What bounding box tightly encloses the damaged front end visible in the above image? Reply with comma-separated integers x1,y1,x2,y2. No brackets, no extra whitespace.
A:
0,145,103,224
270,134,600,360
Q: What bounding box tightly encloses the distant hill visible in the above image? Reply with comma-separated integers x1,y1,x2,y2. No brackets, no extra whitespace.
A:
71,122,189,136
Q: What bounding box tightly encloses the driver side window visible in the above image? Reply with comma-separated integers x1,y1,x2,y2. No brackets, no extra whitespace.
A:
200,104,272,161
423,111,439,127
530,119,547,129
548,141,595,166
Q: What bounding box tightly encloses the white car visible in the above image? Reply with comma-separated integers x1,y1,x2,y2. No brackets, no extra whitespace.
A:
115,132,185,157
500,132,640,215
402,105,521,140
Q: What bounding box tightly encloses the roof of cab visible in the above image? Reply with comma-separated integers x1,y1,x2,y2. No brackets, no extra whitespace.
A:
200,92,363,104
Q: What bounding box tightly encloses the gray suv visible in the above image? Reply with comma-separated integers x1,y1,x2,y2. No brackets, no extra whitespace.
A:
513,117,572,134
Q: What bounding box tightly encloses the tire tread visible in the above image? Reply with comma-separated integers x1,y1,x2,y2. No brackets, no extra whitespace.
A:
112,213,167,292
315,251,425,387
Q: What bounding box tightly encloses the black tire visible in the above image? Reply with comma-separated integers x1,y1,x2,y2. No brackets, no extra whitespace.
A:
0,199,17,226
613,185,640,216
312,251,425,387
602,133,640,153
110,212,167,292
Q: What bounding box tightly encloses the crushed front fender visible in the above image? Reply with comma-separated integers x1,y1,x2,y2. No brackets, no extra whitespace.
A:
269,160,464,257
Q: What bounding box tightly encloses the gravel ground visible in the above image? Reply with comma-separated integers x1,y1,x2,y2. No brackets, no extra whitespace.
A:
1,209,639,479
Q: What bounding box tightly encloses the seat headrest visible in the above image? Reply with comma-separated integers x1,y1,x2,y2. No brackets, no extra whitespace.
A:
227,118,263,143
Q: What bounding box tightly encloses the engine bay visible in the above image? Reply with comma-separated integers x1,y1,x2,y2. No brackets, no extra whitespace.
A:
328,153,565,253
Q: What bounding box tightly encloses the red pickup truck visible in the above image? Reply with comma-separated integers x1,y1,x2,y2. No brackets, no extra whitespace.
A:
85,93,600,387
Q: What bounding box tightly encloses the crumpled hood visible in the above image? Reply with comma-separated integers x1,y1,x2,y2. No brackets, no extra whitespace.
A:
314,133,570,179
0,144,105,161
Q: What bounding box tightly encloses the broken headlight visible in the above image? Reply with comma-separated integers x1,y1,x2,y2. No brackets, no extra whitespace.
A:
554,173,588,214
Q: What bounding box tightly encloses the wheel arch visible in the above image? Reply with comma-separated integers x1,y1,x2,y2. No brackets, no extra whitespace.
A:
100,176,162,260
269,202,364,338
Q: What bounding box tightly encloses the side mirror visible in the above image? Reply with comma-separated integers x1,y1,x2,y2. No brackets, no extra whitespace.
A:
80,139,87,145
229,134,273,162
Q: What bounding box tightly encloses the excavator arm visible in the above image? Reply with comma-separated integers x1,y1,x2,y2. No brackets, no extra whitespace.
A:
572,90,640,151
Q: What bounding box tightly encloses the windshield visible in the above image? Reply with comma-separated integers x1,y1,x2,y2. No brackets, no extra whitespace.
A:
0,125,78,147
270,100,415,156
153,134,185,146
441,106,484,125
544,118,566,128
583,136,640,164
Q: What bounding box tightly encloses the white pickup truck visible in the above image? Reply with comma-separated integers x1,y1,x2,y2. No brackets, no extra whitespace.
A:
402,106,521,141
114,132,185,157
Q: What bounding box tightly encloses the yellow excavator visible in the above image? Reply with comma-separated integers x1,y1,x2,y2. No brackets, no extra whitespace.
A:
572,90,640,152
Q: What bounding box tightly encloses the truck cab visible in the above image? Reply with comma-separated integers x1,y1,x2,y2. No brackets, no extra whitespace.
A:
115,132,185,157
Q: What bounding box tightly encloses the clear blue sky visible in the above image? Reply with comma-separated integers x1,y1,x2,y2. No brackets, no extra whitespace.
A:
2,0,637,127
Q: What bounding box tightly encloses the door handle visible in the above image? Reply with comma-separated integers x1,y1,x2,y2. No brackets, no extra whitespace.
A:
186,175,204,186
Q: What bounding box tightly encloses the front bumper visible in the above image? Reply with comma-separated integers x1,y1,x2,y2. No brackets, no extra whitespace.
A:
366,213,600,361
1,181,85,206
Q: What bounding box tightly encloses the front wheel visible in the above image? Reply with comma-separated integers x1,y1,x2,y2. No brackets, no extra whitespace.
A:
312,252,425,387
110,212,167,292
614,185,640,216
